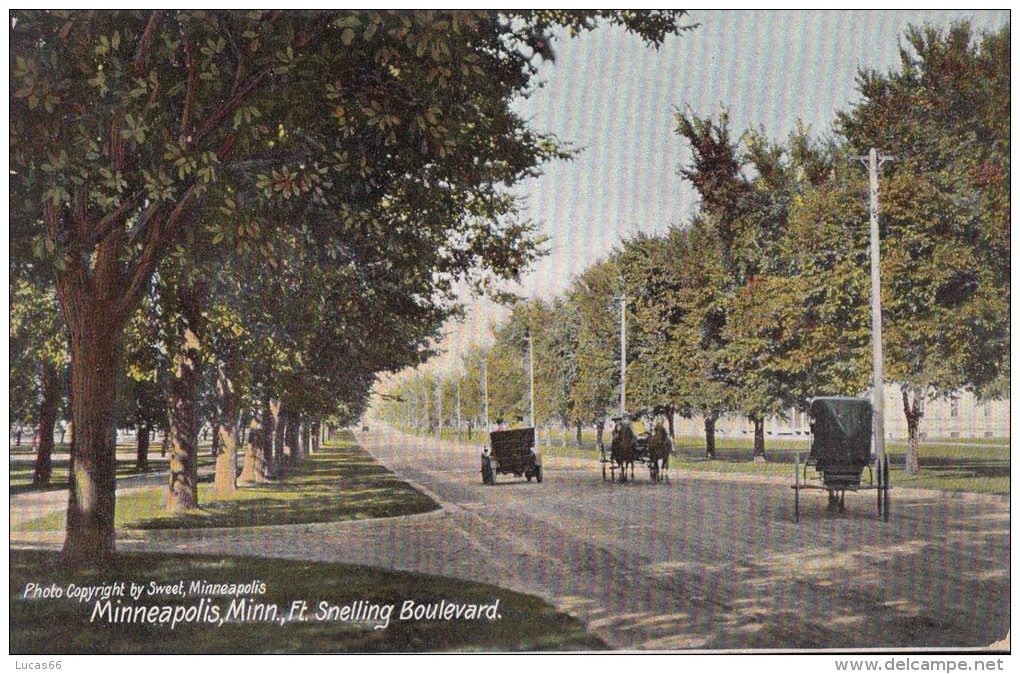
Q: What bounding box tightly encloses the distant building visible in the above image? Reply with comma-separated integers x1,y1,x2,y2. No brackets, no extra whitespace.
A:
674,385,1010,440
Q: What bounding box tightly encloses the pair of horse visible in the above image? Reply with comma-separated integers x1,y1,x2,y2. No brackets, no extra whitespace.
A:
610,418,672,483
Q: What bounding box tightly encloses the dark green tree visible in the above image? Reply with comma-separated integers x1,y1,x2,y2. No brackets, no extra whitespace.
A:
10,10,692,565
836,21,1010,473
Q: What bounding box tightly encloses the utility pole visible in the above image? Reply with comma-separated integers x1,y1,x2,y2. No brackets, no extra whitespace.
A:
436,374,442,441
423,384,429,433
618,295,628,415
483,357,489,432
528,330,537,451
855,147,894,504
456,377,461,437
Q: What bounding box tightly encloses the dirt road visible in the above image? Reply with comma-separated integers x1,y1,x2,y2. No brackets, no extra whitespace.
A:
348,428,1010,650
13,427,1009,650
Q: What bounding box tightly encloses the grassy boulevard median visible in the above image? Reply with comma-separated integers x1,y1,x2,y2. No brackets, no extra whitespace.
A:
10,432,606,653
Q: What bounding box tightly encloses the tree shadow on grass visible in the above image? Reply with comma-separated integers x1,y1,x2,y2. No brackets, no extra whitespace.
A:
10,550,606,654
128,444,440,530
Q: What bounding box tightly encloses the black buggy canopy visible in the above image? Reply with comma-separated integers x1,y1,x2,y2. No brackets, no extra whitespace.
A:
809,396,873,472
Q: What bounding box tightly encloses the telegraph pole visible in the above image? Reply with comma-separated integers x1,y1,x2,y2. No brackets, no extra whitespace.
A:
855,147,894,497
436,374,442,441
618,295,628,415
483,357,489,432
456,377,461,437
530,330,538,446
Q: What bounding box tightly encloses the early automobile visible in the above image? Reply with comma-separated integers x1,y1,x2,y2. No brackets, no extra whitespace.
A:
481,427,543,485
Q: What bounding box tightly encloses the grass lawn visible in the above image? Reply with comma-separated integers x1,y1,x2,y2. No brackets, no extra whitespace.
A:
670,437,1009,494
10,444,217,495
9,550,607,653
400,426,1009,495
14,435,439,532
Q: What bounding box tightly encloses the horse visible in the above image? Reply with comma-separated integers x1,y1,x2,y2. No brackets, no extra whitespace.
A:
610,419,637,482
646,420,673,483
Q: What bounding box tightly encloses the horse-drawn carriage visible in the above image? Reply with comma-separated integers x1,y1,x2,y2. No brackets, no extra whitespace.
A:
600,414,672,483
481,427,543,485
792,396,890,521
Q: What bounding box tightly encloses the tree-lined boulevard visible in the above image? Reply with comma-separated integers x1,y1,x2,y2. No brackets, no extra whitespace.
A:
10,10,694,567
9,10,1009,654
10,427,1010,649
381,21,1009,474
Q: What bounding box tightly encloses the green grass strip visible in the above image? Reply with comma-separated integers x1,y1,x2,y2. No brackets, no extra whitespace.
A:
10,550,606,653
15,439,440,532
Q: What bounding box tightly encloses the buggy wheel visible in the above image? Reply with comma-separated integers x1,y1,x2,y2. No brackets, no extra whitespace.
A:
883,457,890,522
536,466,543,483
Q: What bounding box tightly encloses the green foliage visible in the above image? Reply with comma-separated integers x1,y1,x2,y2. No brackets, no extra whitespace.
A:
9,277,68,425
562,259,624,426
8,7,693,457
387,20,1009,468
836,21,1010,403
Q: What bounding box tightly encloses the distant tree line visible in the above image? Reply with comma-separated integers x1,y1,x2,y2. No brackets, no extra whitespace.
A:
9,9,694,567
382,22,1010,474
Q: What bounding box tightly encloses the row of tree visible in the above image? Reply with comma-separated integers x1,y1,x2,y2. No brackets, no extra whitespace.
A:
10,10,694,567
380,22,1010,472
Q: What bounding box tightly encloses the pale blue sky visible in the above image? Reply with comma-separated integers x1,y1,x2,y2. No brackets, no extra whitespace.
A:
433,9,1010,375
514,9,1010,299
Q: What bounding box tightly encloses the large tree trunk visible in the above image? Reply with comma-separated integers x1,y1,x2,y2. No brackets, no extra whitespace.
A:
262,398,277,476
751,416,766,462
283,411,300,466
61,309,124,568
239,395,274,484
238,428,264,486
166,279,207,513
311,420,320,454
273,404,287,473
704,414,717,459
296,419,308,465
135,424,150,472
902,386,923,475
32,363,60,487
213,366,238,499
210,421,220,457
595,419,605,451
576,421,583,446
666,407,675,439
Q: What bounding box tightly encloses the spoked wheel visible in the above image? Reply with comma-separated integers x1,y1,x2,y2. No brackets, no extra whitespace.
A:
883,457,890,522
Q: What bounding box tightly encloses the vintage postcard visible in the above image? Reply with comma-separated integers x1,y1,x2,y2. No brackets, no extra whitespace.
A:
8,9,1010,668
